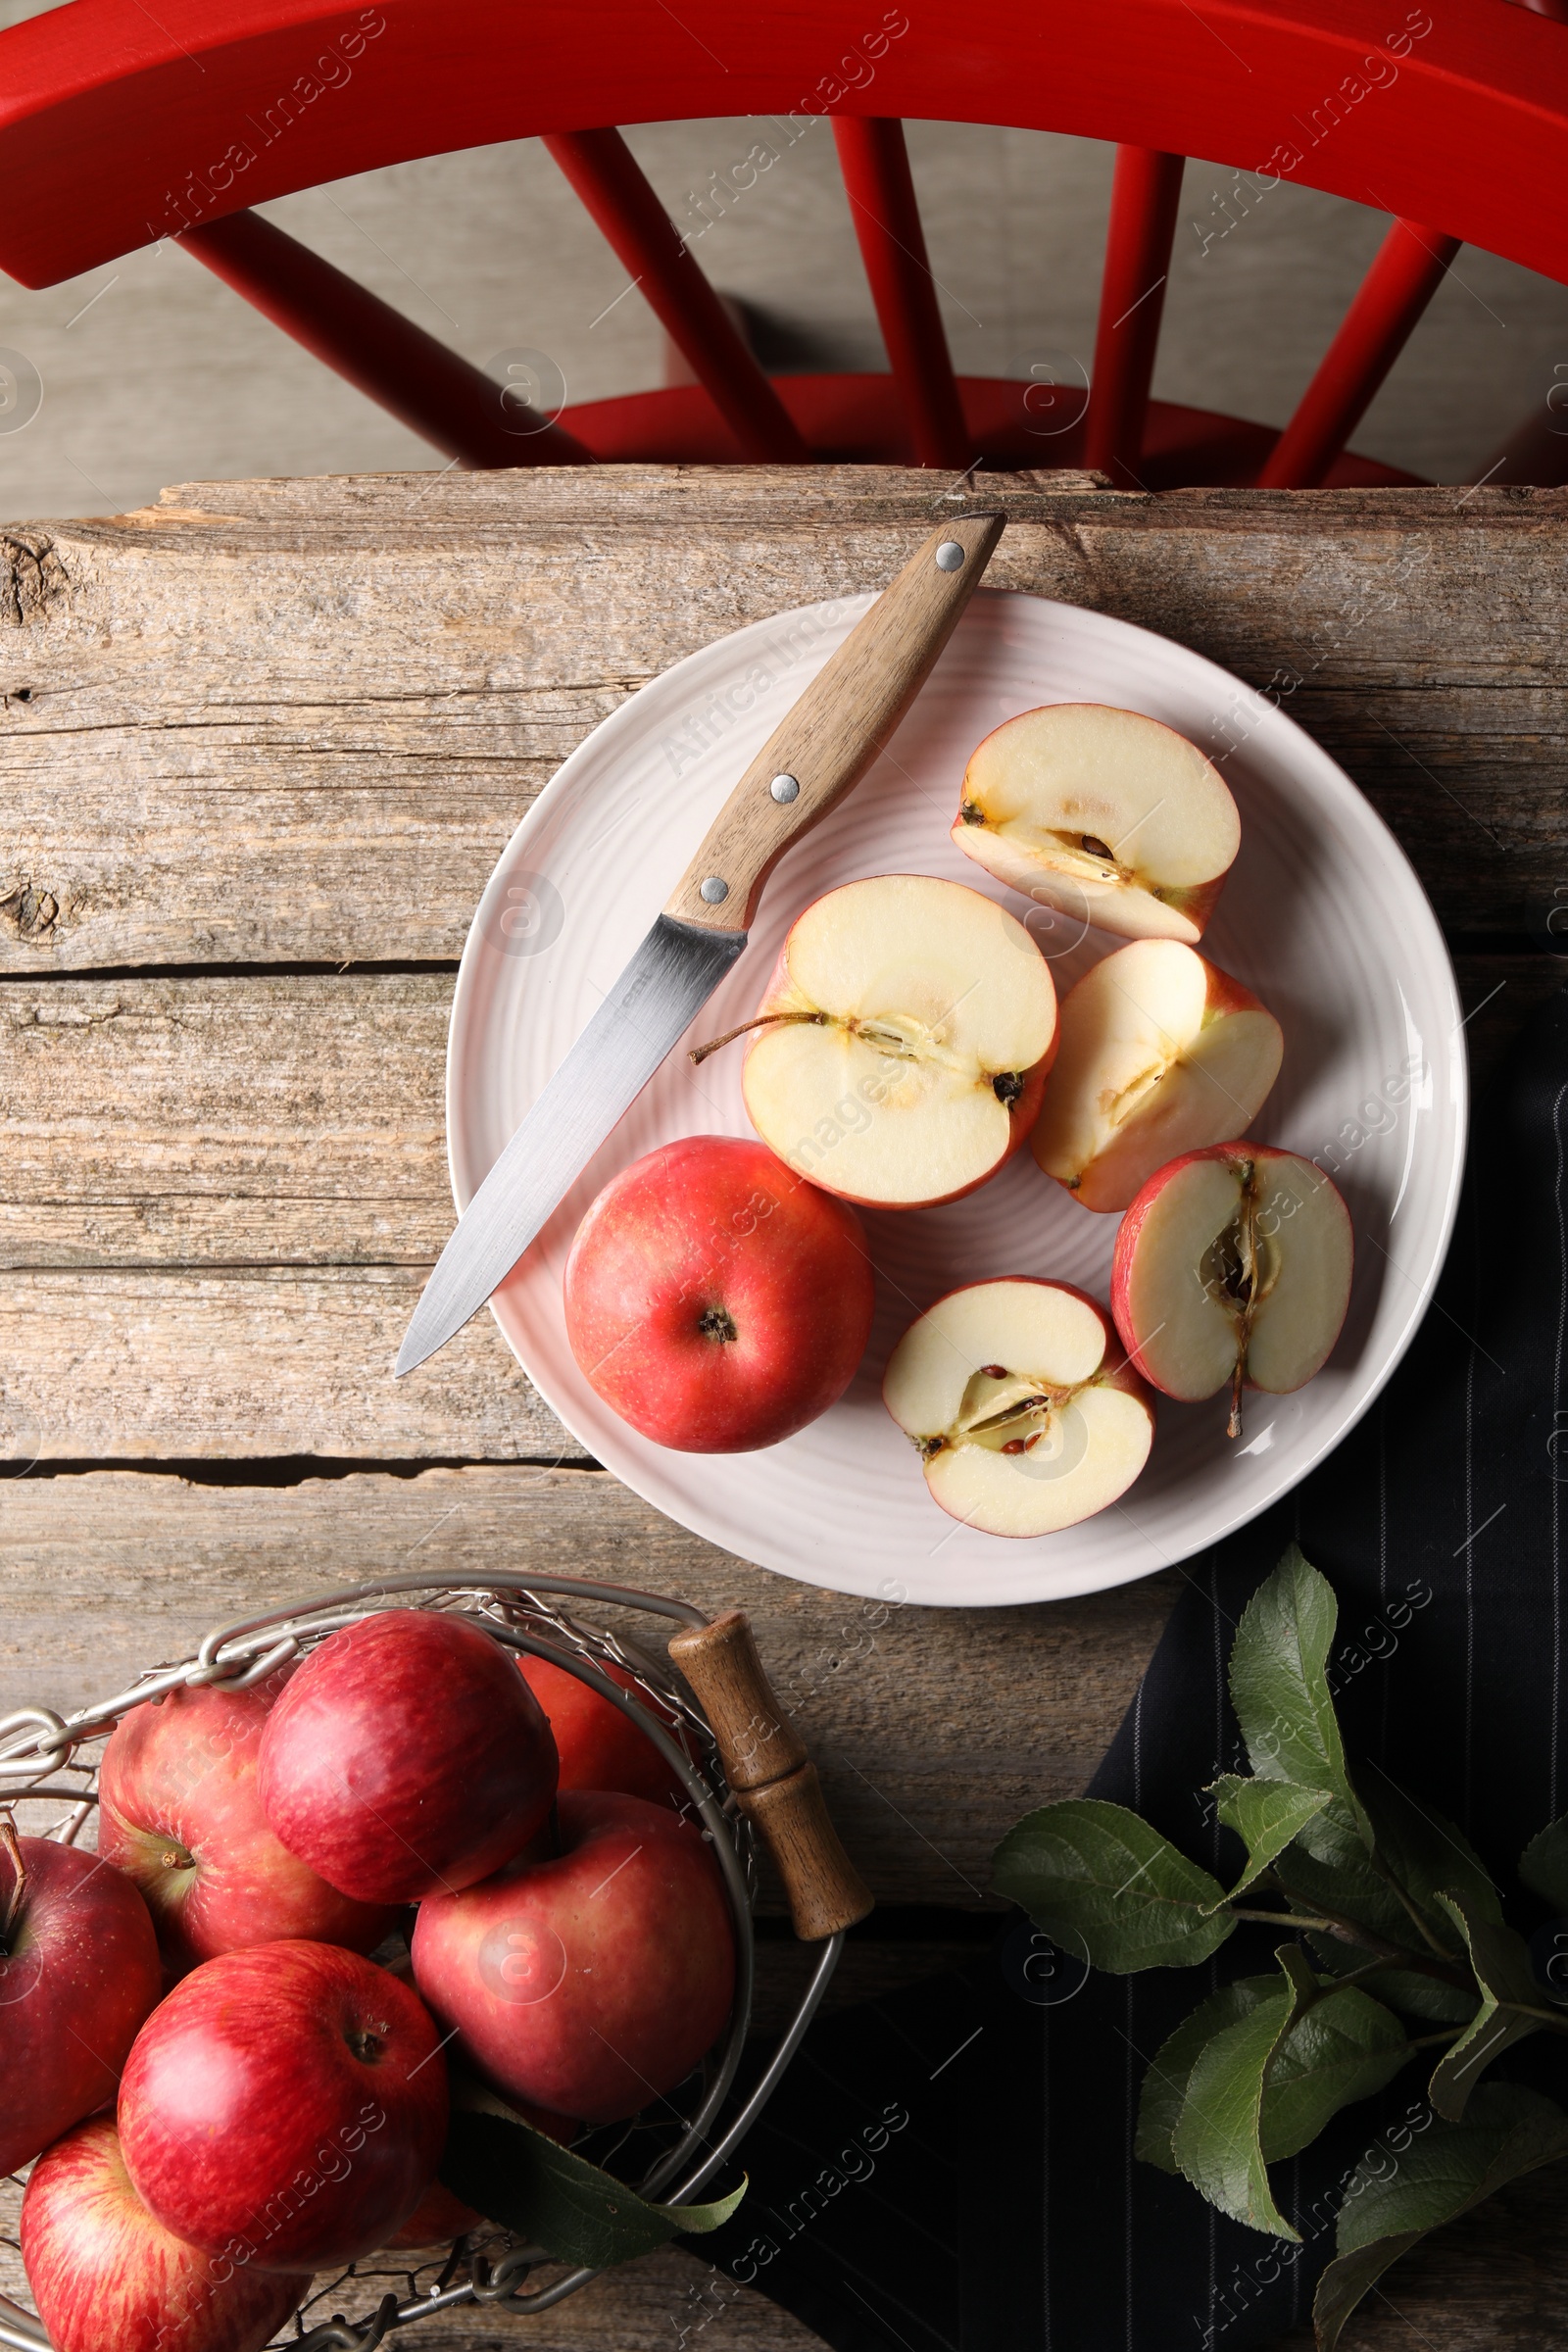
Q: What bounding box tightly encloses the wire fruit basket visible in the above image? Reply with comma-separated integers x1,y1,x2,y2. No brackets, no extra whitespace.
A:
0,1570,872,2351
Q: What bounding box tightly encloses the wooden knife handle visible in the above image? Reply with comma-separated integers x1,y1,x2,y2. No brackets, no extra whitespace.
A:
668,1608,874,1941
663,512,1005,934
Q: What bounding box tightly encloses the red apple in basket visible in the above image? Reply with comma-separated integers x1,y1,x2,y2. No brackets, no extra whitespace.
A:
1030,939,1283,1212
0,1830,161,2177
1111,1142,1353,1433
100,1676,395,1976
564,1135,874,1452
118,1938,448,2272
518,1651,693,1809
257,1608,558,1903
954,702,1241,944
883,1279,1155,1537
738,873,1057,1205
22,2116,310,2352
411,1789,735,2127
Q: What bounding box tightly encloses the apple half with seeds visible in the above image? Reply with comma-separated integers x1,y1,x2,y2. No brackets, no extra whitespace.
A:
734,873,1057,1207
883,1279,1155,1537
1031,939,1283,1212
954,703,1241,944
1111,1142,1353,1437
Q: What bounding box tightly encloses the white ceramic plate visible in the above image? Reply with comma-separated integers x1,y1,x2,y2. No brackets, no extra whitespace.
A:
446,590,1466,1607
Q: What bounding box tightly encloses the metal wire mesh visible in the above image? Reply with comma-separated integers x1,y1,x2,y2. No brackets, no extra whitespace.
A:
0,1573,841,2352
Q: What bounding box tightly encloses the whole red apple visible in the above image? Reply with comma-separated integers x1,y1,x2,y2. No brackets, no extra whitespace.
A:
100,1676,395,1976
119,1938,447,2272
0,1832,161,2177
22,2116,310,2352
564,1135,875,1451
518,1652,692,1809
410,1789,734,2126
257,1609,558,1903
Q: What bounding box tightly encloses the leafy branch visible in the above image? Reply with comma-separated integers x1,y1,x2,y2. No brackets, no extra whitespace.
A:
992,1545,1568,2349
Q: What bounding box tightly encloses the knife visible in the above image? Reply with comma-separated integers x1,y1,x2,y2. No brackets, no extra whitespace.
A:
396,511,1006,1377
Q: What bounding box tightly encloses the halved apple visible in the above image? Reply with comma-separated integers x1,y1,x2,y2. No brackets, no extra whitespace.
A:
882,1279,1154,1537
1111,1143,1353,1436
1030,939,1283,1213
736,874,1057,1208
955,703,1241,944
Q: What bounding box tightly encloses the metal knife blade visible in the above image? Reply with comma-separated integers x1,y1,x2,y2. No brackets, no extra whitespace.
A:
396,916,745,1375
396,511,1005,1377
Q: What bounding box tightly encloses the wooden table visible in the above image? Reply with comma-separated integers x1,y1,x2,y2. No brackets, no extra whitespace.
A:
2,466,1565,2349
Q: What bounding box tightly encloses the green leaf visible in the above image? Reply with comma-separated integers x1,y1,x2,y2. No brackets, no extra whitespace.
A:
1359,1768,1502,1931
1274,1799,1478,2025
1135,1978,1281,2173
1169,1977,1301,2239
1520,1811,1568,1911
992,1799,1235,1973
1208,1774,1331,1907
1258,1974,1410,2162
440,2110,745,2269
1313,2085,1568,2351
1427,1889,1546,2121
1228,1546,1371,1845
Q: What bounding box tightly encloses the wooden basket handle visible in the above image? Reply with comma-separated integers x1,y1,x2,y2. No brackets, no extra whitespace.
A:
668,1608,873,1941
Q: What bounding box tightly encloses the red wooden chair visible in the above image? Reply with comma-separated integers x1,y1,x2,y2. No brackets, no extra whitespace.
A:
1,0,1565,488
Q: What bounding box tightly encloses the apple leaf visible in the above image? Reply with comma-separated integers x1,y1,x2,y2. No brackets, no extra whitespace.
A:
1313,2084,1568,2351
1136,1977,1281,2173
992,1799,1234,1973
1257,1966,1410,2162
1208,1774,1330,1908
1359,1769,1502,1931
1228,1546,1372,1846
1274,1799,1478,2025
1168,1963,1305,2239
1520,1812,1568,1911
439,2110,745,2269
1426,1890,1546,2121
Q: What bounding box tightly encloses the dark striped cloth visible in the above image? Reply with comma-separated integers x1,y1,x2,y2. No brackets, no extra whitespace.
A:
686,980,1568,2350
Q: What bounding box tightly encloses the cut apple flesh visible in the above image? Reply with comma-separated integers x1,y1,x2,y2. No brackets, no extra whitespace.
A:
955,703,1241,945
741,874,1056,1207
1112,1147,1353,1431
883,1279,1154,1536
1031,939,1283,1212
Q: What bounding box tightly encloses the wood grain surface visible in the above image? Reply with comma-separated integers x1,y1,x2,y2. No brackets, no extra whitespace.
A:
2,466,1565,2352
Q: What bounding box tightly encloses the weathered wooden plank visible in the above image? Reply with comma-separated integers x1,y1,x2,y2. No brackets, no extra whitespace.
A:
0,1269,570,1463
0,1465,1175,1909
4,472,1568,972
0,957,1546,1463
2,959,1545,1271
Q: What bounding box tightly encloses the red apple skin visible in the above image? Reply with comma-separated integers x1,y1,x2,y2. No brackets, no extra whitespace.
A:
410,1790,735,2127
257,1609,559,1904
22,2117,309,2352
383,2104,573,2247
0,1835,162,2177
564,1135,875,1451
743,937,1053,1209
118,1938,448,2273
1110,1142,1352,1397
382,2179,485,2250
517,1653,691,1809
100,1677,396,1977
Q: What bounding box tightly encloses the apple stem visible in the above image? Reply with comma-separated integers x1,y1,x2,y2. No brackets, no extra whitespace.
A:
0,1814,24,1950
545,1800,563,1860
689,1010,827,1065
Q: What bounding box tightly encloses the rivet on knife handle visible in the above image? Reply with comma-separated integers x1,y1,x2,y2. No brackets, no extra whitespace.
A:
664,514,1005,935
